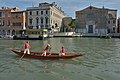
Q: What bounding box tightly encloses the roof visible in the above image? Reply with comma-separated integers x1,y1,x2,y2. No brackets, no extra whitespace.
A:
76,6,117,12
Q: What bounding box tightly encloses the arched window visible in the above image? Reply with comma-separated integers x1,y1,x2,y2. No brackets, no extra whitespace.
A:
36,17,39,24
29,18,32,25
2,30,5,35
41,17,44,24
45,17,48,24
46,10,48,14
12,30,15,35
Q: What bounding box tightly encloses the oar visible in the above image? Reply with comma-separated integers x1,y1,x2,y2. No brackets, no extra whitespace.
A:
16,53,26,62
73,50,85,56
73,50,81,53
48,48,52,56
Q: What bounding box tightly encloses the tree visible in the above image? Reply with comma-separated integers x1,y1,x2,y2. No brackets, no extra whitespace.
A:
69,20,76,32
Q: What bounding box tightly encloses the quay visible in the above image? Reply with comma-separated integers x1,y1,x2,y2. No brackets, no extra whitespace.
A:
53,32,82,37
50,32,120,38
1,32,120,40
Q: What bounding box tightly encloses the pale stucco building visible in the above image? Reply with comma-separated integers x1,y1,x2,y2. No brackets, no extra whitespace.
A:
76,6,117,35
26,2,64,32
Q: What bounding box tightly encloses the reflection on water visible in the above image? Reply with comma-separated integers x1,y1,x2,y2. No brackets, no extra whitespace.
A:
0,38,120,80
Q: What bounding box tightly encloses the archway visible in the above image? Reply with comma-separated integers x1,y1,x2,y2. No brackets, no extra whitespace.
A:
12,30,15,35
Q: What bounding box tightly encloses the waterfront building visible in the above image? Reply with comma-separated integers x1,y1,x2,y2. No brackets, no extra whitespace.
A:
76,6,117,35
10,11,26,35
117,18,120,33
26,2,64,32
0,7,19,35
61,17,72,32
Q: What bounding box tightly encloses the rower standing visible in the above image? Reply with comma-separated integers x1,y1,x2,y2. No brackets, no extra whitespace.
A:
24,41,31,54
42,44,51,56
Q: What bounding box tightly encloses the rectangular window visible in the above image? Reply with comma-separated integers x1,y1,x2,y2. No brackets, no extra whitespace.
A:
45,18,48,24
0,12,2,17
12,22,21,26
41,11,43,15
30,11,32,15
113,20,116,24
36,11,39,15
46,10,48,14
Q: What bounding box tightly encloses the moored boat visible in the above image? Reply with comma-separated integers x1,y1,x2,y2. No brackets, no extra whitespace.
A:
13,29,48,40
11,48,83,60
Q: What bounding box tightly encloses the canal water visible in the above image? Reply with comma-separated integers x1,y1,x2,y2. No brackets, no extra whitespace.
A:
0,37,120,80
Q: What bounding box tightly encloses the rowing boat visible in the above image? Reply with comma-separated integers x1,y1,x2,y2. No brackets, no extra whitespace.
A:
11,48,83,60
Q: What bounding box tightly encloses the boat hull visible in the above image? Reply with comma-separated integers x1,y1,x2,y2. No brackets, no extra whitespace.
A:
13,36,47,40
11,49,83,60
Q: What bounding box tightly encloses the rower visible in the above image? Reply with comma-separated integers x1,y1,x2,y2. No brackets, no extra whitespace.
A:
61,46,66,56
42,44,51,56
24,41,31,54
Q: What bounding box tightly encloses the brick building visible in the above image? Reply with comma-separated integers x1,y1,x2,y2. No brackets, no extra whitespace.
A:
0,7,19,35
76,6,117,35
10,11,26,35
62,17,72,32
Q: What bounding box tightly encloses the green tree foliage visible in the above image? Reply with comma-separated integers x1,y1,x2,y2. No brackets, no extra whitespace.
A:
69,20,76,32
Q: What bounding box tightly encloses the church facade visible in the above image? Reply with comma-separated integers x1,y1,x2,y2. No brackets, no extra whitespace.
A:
76,6,117,35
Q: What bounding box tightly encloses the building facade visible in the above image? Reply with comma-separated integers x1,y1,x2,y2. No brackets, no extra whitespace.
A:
76,6,117,35
26,2,64,32
10,11,26,35
62,17,72,32
0,7,19,35
117,18,120,33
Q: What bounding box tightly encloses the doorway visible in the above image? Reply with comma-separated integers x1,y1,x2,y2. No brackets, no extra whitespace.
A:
88,25,93,33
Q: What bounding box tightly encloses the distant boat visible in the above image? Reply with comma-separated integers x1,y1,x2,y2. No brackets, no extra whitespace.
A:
0,35,13,39
11,48,83,60
13,29,48,40
48,33,54,38
105,36,111,39
100,34,111,39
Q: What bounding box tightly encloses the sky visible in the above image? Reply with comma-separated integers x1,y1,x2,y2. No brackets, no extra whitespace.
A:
1,0,120,19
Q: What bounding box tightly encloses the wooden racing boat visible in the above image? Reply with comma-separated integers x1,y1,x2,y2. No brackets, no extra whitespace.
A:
11,48,83,60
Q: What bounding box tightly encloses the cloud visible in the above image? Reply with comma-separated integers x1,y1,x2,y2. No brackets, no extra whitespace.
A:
0,0,120,17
